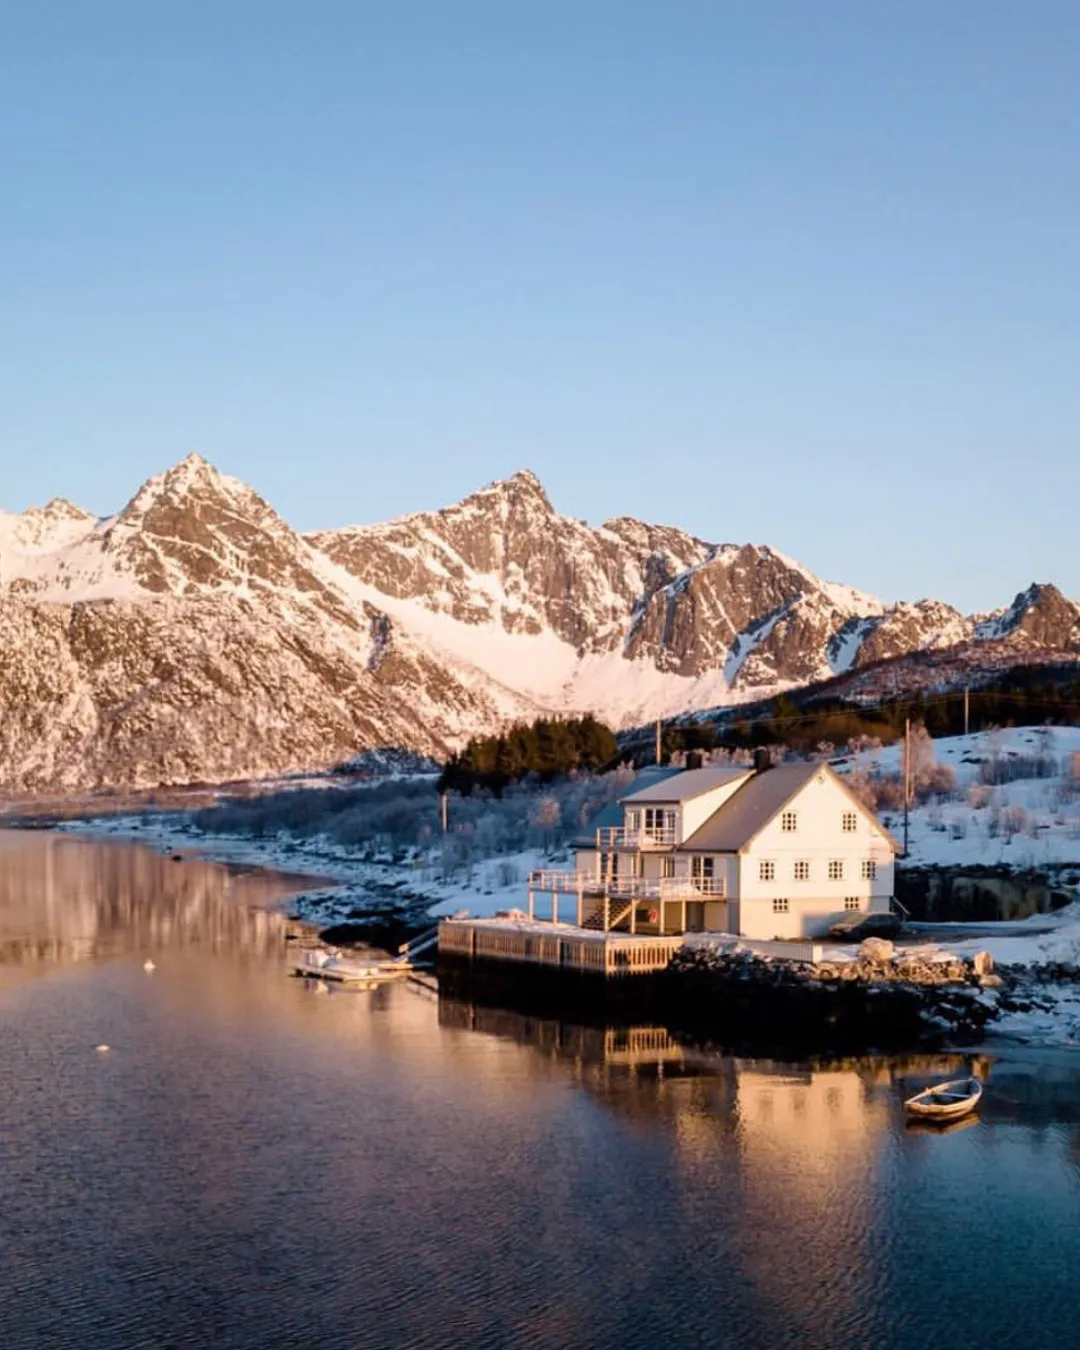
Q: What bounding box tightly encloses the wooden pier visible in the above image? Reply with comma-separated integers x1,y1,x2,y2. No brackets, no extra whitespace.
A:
438,917,684,977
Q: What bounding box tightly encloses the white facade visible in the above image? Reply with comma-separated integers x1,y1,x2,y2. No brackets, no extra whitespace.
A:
570,764,897,939
728,771,895,939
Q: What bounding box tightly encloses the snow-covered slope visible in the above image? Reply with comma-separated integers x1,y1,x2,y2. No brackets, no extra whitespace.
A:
2,456,1079,793
835,727,1080,870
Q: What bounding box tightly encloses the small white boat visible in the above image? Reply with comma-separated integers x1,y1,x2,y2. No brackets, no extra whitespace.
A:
291,948,411,984
904,1076,982,1121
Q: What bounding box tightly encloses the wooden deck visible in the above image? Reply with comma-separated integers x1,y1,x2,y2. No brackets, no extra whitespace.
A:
438,917,684,977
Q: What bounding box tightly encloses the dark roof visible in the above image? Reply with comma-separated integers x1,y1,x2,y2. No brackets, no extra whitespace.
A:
621,765,751,805
679,762,826,852
569,767,683,847
570,799,622,848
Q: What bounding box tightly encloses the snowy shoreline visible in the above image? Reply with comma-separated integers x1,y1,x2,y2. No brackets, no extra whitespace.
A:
48,810,549,930
30,722,1080,1052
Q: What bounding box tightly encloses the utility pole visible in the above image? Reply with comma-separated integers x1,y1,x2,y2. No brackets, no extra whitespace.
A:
964,685,970,738
655,718,663,766
902,716,911,858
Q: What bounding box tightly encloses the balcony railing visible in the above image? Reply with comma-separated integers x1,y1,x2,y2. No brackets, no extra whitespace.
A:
596,826,676,851
528,870,725,900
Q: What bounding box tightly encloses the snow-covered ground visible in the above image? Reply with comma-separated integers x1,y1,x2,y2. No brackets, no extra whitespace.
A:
51,722,1080,1050
834,726,1080,870
55,812,550,927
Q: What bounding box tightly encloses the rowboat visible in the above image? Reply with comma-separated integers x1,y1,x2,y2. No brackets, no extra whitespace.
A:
904,1076,982,1121
291,948,411,984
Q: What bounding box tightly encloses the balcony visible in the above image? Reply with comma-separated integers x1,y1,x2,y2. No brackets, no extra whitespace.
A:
596,826,676,851
528,870,724,900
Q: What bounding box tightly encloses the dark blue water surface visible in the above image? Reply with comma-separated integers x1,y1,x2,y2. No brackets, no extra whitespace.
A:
1,829,1079,1350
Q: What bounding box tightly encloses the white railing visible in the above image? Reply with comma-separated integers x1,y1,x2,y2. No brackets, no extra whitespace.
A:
675,876,726,897
596,826,676,850
527,870,725,900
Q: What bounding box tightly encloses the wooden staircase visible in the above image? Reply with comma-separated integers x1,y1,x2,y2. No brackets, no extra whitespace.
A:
581,898,634,932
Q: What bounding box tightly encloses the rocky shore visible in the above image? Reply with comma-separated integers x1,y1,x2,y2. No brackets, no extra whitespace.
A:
662,938,1004,1051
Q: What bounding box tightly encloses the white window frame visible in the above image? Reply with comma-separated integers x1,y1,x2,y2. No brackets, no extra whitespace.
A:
772,897,790,914
759,860,776,882
828,860,844,881
842,811,858,833
780,811,797,833
643,806,674,837
794,859,810,882
844,896,860,911
861,860,877,881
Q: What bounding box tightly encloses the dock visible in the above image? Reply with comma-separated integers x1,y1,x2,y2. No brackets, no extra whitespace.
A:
438,916,684,977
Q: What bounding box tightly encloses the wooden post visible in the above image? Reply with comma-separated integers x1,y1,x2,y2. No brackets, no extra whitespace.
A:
528,882,535,921
964,685,970,737
577,877,583,928
655,718,663,765
552,890,559,925
440,790,449,833
903,717,911,859
681,898,686,935
603,893,610,932
630,892,637,934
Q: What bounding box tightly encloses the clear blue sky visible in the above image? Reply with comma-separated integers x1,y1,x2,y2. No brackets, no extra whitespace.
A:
2,1,1077,613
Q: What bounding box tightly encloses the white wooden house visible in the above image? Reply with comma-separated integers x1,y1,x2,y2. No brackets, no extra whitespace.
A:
529,762,898,940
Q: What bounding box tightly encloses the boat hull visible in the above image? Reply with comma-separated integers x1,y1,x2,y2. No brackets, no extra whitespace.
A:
292,951,411,983
904,1077,982,1121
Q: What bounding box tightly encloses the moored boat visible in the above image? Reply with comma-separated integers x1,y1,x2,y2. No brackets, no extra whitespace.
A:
291,948,411,983
904,1076,982,1121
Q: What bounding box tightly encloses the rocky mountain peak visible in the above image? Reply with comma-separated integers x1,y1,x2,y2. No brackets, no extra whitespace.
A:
455,468,555,522
37,497,95,523
62,456,356,630
977,583,1080,648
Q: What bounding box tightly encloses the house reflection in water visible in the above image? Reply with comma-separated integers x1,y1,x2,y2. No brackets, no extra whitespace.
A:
437,996,989,1347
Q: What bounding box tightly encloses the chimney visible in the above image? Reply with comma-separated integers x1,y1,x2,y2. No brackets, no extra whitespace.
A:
753,747,772,774
686,750,704,771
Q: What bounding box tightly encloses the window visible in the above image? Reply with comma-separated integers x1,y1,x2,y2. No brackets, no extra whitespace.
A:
643,807,673,837
862,860,877,881
691,856,715,888
794,860,810,882
660,857,675,879
844,896,861,911
781,811,798,833
828,860,844,881
842,812,858,833
772,897,790,914
759,860,776,882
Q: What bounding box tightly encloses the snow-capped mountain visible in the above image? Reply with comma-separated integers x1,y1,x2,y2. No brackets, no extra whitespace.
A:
1,456,1078,793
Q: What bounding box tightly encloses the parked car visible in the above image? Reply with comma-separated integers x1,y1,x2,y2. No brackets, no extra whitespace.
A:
827,910,904,941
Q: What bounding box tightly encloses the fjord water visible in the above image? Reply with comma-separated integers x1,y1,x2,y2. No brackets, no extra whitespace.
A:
2,832,1079,1350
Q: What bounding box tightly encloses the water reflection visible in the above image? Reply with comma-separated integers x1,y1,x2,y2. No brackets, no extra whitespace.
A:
0,830,295,986
2,829,1080,1350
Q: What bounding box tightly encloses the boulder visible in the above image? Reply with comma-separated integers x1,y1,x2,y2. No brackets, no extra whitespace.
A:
859,937,895,965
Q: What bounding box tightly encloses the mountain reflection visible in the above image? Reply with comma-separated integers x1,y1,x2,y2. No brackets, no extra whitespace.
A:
0,829,295,980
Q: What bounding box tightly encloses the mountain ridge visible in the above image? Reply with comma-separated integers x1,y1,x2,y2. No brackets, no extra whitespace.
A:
1,456,1077,793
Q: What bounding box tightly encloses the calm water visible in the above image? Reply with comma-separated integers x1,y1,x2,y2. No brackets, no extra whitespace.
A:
2,831,1080,1350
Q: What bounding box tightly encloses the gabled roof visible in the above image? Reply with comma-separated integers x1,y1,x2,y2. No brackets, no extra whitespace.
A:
679,761,898,853
621,765,752,805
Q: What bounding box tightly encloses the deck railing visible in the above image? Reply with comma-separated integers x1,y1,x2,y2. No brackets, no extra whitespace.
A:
596,826,676,850
527,870,725,900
